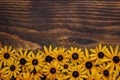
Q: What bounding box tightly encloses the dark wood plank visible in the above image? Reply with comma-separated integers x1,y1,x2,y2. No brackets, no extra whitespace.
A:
0,0,120,50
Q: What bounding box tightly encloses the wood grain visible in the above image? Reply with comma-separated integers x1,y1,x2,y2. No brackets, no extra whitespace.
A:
0,0,120,50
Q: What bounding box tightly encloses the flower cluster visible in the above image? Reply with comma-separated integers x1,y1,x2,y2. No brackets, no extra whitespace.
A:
0,44,120,80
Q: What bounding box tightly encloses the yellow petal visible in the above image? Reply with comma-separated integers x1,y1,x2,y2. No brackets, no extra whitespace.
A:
8,46,12,52
99,43,102,50
90,49,96,53
109,64,114,74
24,50,28,57
44,45,48,54
85,48,89,59
31,51,35,58
4,46,7,52
101,58,110,62
110,46,114,55
106,62,112,69
115,46,119,56
19,49,24,57
49,45,52,52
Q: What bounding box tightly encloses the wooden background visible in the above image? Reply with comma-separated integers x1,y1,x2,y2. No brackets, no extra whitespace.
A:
0,0,120,50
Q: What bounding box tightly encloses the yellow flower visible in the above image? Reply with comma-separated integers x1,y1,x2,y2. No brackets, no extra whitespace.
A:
67,47,83,64
97,63,116,80
90,43,109,65
0,46,16,66
59,60,71,73
39,45,57,63
15,49,29,72
82,48,96,73
65,64,88,80
43,61,60,80
26,51,44,71
4,59,21,78
105,46,120,75
51,47,69,64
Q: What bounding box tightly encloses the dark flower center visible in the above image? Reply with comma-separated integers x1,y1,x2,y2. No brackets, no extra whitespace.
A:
64,64,68,69
57,55,63,61
45,55,53,62
10,76,16,80
10,65,15,71
103,70,109,77
72,71,79,78
33,68,37,75
20,58,26,65
32,59,38,65
98,52,104,58
72,53,79,60
85,61,93,69
4,53,10,59
50,68,56,74
113,56,119,63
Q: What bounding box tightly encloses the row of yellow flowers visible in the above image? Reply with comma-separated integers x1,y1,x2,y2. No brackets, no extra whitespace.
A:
0,44,120,80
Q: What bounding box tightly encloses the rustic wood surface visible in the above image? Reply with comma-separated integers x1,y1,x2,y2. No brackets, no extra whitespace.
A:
0,0,120,50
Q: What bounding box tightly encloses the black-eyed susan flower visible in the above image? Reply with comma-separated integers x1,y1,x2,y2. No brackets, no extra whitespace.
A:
43,61,60,80
0,46,16,66
67,47,83,64
15,49,29,72
97,63,115,80
105,46,120,75
39,45,57,63
4,59,21,78
82,48,96,73
26,51,44,72
65,64,88,80
90,43,109,65
51,47,69,64
60,60,71,73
